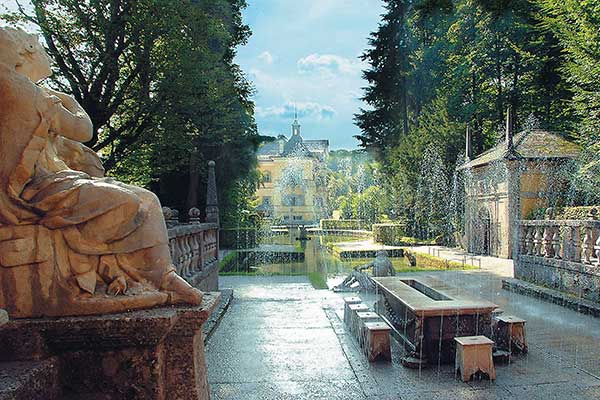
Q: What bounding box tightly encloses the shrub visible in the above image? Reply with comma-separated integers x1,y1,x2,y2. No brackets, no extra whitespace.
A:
373,223,406,244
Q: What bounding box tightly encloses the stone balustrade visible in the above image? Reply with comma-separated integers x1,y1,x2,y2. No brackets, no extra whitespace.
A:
519,216,600,267
163,207,220,291
516,208,600,303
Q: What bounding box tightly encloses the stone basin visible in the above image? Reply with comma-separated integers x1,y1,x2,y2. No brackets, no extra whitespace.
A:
373,277,497,365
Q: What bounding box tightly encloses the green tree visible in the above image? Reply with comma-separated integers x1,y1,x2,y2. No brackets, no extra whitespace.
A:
538,0,600,203
354,0,413,159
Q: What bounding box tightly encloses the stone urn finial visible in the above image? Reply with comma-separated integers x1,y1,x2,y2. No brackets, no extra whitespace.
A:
545,207,554,220
589,208,598,220
189,207,201,224
162,206,173,221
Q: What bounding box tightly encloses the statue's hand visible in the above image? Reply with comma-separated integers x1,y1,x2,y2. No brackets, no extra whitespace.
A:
107,276,127,296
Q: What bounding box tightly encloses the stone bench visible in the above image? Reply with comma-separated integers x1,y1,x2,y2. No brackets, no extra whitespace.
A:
494,315,527,354
364,321,392,362
356,311,382,347
343,296,362,325
454,335,495,382
345,303,369,335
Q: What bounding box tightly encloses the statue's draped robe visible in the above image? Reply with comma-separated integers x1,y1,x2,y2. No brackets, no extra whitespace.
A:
0,64,170,290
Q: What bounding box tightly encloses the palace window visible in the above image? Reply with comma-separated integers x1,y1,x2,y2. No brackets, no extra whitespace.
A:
282,194,305,206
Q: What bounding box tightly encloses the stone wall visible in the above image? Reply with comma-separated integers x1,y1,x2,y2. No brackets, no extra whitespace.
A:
515,255,600,303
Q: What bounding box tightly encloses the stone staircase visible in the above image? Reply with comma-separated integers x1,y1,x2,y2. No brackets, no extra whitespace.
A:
0,358,61,400
0,310,62,400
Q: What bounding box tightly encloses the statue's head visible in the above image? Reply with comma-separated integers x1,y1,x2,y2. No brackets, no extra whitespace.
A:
376,250,389,258
0,27,52,82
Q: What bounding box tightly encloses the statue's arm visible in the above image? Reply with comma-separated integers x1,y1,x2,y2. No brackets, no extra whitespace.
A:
357,261,373,271
45,89,93,143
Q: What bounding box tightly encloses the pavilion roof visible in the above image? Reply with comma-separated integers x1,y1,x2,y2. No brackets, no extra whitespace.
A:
460,129,581,169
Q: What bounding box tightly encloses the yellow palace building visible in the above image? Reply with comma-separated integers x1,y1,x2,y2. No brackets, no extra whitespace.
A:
255,115,329,225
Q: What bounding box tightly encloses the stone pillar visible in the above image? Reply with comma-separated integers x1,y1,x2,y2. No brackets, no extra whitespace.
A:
205,161,219,225
507,159,522,262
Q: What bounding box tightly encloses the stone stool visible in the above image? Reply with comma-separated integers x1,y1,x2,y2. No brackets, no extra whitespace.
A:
346,303,369,335
495,315,527,354
343,296,362,326
455,336,496,382
364,321,392,362
355,311,382,347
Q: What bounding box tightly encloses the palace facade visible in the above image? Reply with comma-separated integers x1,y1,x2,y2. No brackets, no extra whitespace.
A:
256,116,329,225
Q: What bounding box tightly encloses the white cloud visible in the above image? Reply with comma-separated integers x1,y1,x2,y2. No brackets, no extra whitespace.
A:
297,53,365,76
256,101,336,121
258,51,274,65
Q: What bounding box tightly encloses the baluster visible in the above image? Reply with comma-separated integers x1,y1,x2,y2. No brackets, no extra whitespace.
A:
571,226,581,263
543,225,554,258
174,236,182,275
193,233,201,272
525,227,534,255
533,227,543,257
582,227,592,264
552,228,561,259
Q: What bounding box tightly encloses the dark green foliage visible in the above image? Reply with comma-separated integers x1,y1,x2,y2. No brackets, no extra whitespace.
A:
4,0,259,223
356,0,595,237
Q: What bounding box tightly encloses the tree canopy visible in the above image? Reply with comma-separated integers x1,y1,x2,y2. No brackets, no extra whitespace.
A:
4,0,260,221
355,0,599,237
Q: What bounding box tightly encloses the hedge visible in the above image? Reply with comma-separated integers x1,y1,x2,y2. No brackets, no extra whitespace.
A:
220,228,259,249
526,206,599,220
372,223,407,245
320,219,366,230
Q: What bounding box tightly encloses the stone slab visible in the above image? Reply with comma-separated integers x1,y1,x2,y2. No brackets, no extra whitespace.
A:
373,277,497,316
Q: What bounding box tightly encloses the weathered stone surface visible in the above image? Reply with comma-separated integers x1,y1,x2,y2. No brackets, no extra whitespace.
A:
0,27,202,318
0,309,7,326
514,255,600,304
0,292,219,400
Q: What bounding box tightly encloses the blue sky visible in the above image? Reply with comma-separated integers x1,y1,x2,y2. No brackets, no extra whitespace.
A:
236,0,384,149
3,0,384,149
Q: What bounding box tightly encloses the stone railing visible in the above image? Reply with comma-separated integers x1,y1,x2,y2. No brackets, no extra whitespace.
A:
515,208,600,304
519,214,600,266
163,206,219,291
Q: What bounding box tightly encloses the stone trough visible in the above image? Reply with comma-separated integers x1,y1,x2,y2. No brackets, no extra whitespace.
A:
373,277,497,366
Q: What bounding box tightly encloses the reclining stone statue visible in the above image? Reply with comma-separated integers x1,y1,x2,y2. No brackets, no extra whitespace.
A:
333,250,395,292
0,27,202,318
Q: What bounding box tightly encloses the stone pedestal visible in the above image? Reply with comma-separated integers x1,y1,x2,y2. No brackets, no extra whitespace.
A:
0,293,220,400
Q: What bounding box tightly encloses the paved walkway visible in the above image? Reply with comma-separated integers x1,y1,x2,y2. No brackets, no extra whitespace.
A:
206,269,600,399
408,245,515,277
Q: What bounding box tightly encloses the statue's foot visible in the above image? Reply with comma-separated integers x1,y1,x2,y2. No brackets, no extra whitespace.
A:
160,271,203,305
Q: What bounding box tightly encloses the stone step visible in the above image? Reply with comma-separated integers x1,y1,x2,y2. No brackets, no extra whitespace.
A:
0,358,61,400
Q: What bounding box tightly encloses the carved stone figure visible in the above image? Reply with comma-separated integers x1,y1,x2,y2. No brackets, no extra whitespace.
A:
333,250,395,292
0,27,202,317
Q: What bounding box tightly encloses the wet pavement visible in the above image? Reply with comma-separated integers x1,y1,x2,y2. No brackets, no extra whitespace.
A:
206,270,600,399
